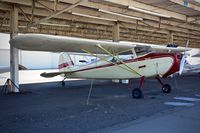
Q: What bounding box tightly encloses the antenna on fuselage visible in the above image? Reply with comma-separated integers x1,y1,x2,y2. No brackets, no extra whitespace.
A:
179,40,189,75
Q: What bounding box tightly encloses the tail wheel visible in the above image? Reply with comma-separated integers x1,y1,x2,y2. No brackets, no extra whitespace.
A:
132,88,143,99
162,84,171,93
62,81,65,86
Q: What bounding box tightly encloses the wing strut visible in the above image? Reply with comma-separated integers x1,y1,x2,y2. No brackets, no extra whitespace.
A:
81,49,137,74
96,44,142,76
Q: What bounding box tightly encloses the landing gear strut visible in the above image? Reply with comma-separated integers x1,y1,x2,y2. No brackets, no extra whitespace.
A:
156,76,171,93
62,81,65,86
61,77,67,86
132,76,144,99
132,76,172,99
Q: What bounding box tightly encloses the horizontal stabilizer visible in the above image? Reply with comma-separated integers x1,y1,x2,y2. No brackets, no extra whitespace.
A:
40,71,71,78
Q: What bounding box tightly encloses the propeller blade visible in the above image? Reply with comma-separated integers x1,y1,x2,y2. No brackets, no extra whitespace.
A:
179,55,186,75
179,40,189,75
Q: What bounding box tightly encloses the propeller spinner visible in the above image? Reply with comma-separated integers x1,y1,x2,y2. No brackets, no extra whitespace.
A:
178,40,189,75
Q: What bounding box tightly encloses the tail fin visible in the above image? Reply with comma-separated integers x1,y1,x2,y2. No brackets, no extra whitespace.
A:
58,52,74,72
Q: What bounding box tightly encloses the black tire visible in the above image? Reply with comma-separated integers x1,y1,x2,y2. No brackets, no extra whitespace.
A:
162,84,171,93
62,81,65,86
132,88,143,99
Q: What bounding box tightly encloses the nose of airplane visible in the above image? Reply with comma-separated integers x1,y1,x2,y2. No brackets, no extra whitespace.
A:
163,53,181,78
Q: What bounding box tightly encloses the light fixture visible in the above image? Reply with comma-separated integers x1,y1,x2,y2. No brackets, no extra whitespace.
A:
72,12,117,21
128,6,171,18
40,23,70,27
18,26,38,30
2,24,38,29
98,9,143,20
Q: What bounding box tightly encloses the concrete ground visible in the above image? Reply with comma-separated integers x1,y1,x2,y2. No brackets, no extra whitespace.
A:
109,105,200,133
0,75,200,133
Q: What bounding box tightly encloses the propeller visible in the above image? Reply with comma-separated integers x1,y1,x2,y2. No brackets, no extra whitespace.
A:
178,40,189,75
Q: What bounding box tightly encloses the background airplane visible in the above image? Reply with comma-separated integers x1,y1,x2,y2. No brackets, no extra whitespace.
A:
183,48,200,74
10,34,189,98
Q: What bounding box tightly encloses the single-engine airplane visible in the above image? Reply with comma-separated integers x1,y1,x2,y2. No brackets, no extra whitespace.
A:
10,34,189,98
184,61,200,74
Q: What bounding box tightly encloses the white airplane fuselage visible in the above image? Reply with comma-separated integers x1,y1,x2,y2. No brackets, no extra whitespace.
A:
59,53,181,79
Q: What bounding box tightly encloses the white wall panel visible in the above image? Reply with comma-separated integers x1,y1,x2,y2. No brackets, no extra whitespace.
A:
21,51,59,69
0,49,10,67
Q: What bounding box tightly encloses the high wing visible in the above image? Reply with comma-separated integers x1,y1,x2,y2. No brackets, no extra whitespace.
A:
120,41,189,53
10,34,188,54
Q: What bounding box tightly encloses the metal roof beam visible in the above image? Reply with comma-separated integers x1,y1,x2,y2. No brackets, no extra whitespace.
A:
33,0,88,25
169,0,200,12
103,0,187,21
19,5,114,25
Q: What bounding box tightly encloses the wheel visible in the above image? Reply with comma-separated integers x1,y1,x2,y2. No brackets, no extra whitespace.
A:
162,84,171,93
62,81,65,86
132,88,143,99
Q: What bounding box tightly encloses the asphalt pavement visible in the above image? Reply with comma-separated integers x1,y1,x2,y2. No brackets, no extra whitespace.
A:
0,75,200,133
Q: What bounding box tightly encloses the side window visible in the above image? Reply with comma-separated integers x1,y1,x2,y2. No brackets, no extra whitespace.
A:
135,47,151,57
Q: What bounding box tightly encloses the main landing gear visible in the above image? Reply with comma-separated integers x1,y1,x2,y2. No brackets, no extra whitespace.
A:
156,76,171,93
61,77,67,86
132,76,144,99
132,76,171,99
62,81,65,86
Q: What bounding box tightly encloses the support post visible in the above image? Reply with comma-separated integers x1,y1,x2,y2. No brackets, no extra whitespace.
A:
112,22,119,83
113,21,119,42
168,31,173,44
10,4,19,92
54,0,58,12
112,22,128,83
31,0,35,22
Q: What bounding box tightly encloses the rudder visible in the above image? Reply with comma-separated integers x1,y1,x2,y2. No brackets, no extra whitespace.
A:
58,52,74,72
